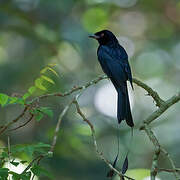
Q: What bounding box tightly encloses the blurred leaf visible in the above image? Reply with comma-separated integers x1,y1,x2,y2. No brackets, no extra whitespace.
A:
10,171,31,180
22,92,31,100
125,169,160,180
31,165,54,179
20,161,27,164
40,67,48,74
0,93,9,107
0,168,9,179
82,7,108,32
48,63,57,67
28,86,36,95
38,107,53,118
40,66,58,77
35,78,46,91
10,143,50,158
41,75,55,84
35,112,44,122
9,97,18,104
46,67,59,77
10,161,19,167
1,151,9,158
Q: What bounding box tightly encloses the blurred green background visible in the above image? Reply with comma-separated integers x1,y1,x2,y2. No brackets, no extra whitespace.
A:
0,0,180,179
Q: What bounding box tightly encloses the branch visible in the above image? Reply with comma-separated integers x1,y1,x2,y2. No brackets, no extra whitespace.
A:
73,97,134,180
31,75,108,103
49,101,73,153
158,168,180,173
143,124,180,180
0,106,29,135
140,92,180,129
8,113,34,132
22,101,72,174
2,74,179,180
132,78,165,107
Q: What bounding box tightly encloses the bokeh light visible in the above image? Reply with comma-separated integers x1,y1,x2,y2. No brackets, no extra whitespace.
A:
4,158,38,180
94,82,134,119
82,8,108,32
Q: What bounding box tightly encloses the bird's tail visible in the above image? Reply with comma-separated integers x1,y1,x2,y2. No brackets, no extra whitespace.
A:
117,84,134,127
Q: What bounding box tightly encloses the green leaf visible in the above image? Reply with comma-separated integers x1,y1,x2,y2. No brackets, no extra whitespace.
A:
35,78,46,91
40,67,48,74
46,67,59,77
34,142,51,148
10,161,19,167
0,93,9,107
0,168,9,179
9,97,25,105
48,63,57,67
31,165,54,179
10,171,31,180
9,97,18,104
35,112,44,122
38,107,53,118
22,93,31,100
41,75,55,84
20,160,27,164
40,66,58,77
10,143,51,158
1,151,9,158
28,86,36,94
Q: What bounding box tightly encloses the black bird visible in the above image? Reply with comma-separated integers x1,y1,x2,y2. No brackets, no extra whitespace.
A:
89,30,134,127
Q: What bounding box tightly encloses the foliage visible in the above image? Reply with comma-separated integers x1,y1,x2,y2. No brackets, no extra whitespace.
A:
0,65,57,179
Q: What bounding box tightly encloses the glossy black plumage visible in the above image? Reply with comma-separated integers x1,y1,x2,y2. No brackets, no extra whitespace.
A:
89,30,134,127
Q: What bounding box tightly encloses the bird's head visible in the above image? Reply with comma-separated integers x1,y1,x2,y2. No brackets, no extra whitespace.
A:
89,30,118,45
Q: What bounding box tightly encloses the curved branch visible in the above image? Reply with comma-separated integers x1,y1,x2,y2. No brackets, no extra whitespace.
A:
73,98,134,180
140,92,180,129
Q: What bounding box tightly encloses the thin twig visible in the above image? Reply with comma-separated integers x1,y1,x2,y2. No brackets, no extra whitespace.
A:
22,101,72,174
132,78,166,107
140,92,180,129
143,124,180,180
144,124,160,180
0,106,29,135
1,75,179,180
161,148,180,179
158,168,180,173
49,101,73,153
73,98,134,180
31,75,108,103
8,113,34,132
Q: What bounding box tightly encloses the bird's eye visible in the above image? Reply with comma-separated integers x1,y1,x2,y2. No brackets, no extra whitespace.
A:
100,33,104,37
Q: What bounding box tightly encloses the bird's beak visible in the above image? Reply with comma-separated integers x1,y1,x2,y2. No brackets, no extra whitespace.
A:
88,34,100,40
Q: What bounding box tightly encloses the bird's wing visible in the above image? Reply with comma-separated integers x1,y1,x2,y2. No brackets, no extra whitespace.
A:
97,46,127,89
116,45,133,89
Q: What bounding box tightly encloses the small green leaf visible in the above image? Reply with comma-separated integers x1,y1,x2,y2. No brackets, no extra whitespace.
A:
35,112,44,122
0,168,9,179
35,78,46,91
9,97,18,104
15,98,25,105
39,107,53,118
40,67,48,74
1,151,9,158
20,160,27,164
48,63,57,67
41,75,55,84
0,93,9,107
10,161,19,167
35,142,51,148
47,67,59,77
22,93,31,100
31,165,54,179
28,86,36,94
